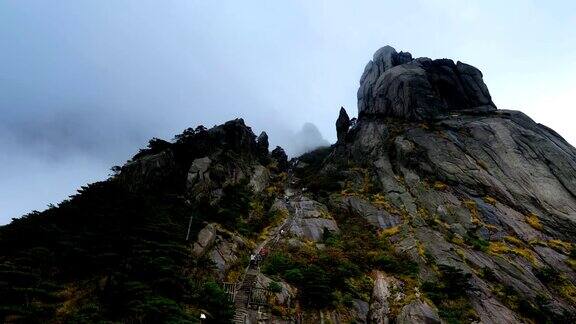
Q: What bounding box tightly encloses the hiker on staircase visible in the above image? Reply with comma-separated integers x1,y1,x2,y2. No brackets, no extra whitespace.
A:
249,254,257,269
259,247,269,260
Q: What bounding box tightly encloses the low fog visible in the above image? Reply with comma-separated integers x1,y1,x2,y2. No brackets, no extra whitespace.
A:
1,1,575,224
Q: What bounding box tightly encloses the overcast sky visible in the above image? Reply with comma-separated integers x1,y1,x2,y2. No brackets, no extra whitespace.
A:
1,0,575,225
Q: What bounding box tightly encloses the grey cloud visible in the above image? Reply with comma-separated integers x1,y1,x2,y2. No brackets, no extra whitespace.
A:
1,108,149,163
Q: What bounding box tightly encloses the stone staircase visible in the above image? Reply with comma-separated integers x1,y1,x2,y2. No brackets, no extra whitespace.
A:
232,271,258,324
232,292,248,324
230,188,295,324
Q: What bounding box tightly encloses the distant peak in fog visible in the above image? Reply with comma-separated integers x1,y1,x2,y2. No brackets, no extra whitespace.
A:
285,122,330,157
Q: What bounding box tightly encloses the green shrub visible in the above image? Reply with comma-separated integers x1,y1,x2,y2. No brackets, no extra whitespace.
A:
262,252,293,275
479,267,496,281
284,268,304,283
332,290,354,308
534,267,560,284
300,265,332,308
422,265,477,323
373,253,419,276
268,281,283,293
322,228,341,247
570,246,576,259
464,231,489,252
438,265,474,296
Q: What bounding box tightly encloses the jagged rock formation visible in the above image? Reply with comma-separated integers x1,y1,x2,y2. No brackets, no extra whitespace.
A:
271,146,289,170
336,107,351,143
256,131,269,161
358,45,496,120
1,45,576,324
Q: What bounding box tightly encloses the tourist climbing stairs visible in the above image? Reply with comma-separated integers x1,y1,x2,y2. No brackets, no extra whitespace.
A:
228,182,298,323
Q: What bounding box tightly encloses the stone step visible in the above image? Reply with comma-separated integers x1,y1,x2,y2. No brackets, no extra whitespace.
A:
233,309,248,324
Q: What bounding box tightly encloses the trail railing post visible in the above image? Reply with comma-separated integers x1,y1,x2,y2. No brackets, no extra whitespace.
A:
185,214,194,241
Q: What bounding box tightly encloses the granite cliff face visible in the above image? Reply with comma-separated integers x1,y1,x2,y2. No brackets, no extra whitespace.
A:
329,46,576,323
1,46,576,324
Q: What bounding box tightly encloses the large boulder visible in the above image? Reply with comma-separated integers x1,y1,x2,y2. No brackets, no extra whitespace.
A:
352,299,370,324
209,230,249,277
186,156,212,188
396,300,441,324
347,119,389,158
255,273,296,307
192,223,216,256
119,149,177,192
357,45,495,120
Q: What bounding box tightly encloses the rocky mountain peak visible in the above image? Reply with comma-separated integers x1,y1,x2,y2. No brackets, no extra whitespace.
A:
358,45,496,121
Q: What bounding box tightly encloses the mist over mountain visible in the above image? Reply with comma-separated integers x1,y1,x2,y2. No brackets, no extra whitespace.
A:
1,45,576,324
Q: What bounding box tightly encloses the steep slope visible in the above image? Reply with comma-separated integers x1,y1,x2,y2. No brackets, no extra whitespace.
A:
1,46,576,324
317,46,576,323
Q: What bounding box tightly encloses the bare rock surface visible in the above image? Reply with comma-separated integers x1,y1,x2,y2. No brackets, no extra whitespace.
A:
192,223,216,256
255,273,296,306
352,299,370,323
338,196,401,229
186,156,211,188
396,299,440,324
288,196,339,241
249,164,270,193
